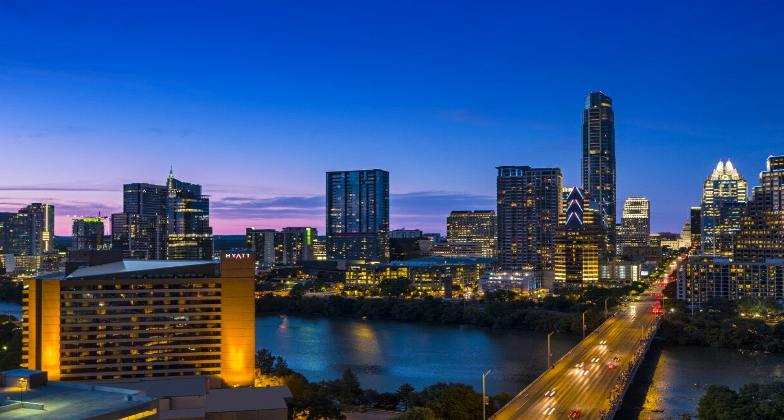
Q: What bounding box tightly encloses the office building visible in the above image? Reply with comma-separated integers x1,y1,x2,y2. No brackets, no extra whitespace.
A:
478,270,540,294
22,252,255,386
166,170,214,260
599,261,641,285
446,210,497,258
428,241,485,258
690,206,702,248
700,159,748,256
326,169,390,262
617,197,650,253
246,227,317,267
676,256,784,304
554,187,609,287
582,91,617,253
389,229,423,239
71,217,105,251
112,182,168,260
0,203,54,273
733,155,784,262
496,166,563,270
311,237,327,261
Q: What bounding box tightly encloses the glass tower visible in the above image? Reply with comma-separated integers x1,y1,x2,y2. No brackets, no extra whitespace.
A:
582,92,616,254
326,169,390,262
700,159,748,256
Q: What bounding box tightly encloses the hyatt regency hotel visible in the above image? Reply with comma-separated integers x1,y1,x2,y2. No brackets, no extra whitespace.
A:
21,252,255,387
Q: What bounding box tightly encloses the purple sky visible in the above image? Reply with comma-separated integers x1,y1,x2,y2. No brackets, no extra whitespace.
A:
1,1,782,236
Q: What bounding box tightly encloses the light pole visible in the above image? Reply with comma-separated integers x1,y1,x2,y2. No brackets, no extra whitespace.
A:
547,332,554,369
482,370,491,420
604,298,610,319
18,378,26,404
582,310,588,340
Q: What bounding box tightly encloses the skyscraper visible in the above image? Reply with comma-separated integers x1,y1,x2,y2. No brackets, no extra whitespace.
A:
71,217,105,251
733,155,784,262
690,206,702,248
111,171,213,260
496,166,563,270
112,182,168,259
446,210,497,258
166,170,214,260
326,169,390,262
0,203,54,257
246,227,317,266
700,159,748,255
582,92,616,254
555,187,609,286
617,197,650,253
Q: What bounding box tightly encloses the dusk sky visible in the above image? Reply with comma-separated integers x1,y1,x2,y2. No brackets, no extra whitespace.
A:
1,1,783,236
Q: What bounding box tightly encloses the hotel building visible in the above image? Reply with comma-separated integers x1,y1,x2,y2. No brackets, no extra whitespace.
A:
22,252,255,387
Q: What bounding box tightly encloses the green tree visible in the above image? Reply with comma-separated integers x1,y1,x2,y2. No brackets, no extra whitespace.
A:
397,383,416,409
396,407,440,420
425,384,482,420
379,278,411,297
256,349,275,373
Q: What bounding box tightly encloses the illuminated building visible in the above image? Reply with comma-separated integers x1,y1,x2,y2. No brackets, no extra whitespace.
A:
617,197,650,253
496,166,563,270
326,169,390,262
733,155,784,262
389,229,423,239
0,203,54,273
310,237,327,261
246,227,317,267
345,257,492,295
582,92,617,254
166,170,214,260
599,261,641,285
676,256,784,304
446,210,497,258
22,252,255,386
690,206,702,248
71,217,106,251
478,270,540,294
680,220,692,249
111,183,168,260
428,242,484,258
700,159,748,256
554,187,608,287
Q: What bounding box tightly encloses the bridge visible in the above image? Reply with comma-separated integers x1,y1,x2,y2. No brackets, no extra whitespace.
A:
490,284,665,420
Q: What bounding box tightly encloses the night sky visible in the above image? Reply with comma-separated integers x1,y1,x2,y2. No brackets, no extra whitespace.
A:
1,1,783,236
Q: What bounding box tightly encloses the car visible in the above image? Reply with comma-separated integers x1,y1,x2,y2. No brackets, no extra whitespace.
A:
599,340,607,345
544,389,556,397
568,410,582,419
582,369,589,376
543,406,556,415
607,363,616,369
612,356,620,362
591,357,600,363
574,362,584,368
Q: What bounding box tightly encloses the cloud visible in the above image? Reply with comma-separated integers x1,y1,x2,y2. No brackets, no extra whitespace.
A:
212,195,324,220
0,184,115,192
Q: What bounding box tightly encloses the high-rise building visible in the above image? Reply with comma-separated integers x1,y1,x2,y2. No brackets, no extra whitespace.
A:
166,170,214,260
496,166,563,270
23,252,255,386
71,217,106,251
582,91,617,254
617,197,650,253
446,210,497,258
389,229,424,239
0,203,54,258
112,182,168,259
111,171,213,260
246,227,317,267
326,169,390,262
555,187,609,286
690,206,702,248
700,159,748,255
733,155,784,262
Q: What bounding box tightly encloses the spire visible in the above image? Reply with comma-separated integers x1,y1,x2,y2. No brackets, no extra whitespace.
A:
169,166,174,179
725,158,735,172
715,159,724,173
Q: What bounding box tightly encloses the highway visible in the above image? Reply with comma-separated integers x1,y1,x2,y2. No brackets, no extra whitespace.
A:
490,283,668,420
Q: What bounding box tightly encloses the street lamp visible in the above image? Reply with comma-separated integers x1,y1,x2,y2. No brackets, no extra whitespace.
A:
582,310,588,340
18,378,27,404
547,332,555,369
604,298,610,319
482,370,491,420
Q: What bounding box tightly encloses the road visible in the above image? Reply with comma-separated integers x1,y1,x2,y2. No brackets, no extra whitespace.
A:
490,284,668,420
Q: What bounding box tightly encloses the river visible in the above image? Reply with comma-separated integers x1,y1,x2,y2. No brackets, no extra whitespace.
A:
2,302,782,417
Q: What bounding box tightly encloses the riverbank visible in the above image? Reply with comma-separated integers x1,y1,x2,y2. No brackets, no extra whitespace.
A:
256,294,608,334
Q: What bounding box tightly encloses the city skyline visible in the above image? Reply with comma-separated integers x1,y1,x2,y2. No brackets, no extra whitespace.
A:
2,1,784,236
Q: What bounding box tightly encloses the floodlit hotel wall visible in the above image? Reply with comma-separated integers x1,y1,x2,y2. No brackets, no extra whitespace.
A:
22,253,255,387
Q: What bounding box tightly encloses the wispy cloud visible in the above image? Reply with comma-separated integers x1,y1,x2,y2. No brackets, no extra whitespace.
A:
0,184,115,192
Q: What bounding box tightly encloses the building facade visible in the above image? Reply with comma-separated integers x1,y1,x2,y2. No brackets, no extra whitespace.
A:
496,166,563,270
112,182,168,260
326,169,390,262
617,197,650,253
345,257,492,295
22,253,255,386
676,257,784,303
733,155,784,262
582,91,617,254
555,188,609,287
700,159,748,256
478,270,540,294
71,217,106,251
166,171,214,260
246,227,317,267
446,210,497,258
0,203,55,273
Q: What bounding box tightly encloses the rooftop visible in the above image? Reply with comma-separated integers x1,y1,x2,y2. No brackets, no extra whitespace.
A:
66,260,217,279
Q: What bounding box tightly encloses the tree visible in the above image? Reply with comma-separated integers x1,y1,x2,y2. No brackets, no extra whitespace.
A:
396,407,440,420
289,283,306,298
698,382,784,420
396,383,416,409
379,278,411,297
425,384,483,420
256,349,276,373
